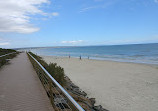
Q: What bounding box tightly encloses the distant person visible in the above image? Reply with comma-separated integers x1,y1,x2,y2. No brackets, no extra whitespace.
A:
88,56,89,59
80,55,81,60
69,55,70,58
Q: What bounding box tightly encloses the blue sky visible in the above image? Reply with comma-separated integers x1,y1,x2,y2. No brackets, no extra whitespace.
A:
0,0,158,48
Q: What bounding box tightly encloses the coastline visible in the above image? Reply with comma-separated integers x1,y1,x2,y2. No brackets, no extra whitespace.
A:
41,55,158,111
41,55,158,67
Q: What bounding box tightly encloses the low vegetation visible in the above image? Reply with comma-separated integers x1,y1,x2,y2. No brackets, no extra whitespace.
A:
28,52,65,86
0,48,16,56
0,48,19,68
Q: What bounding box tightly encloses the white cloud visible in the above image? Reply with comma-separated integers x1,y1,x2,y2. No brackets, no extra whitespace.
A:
80,6,98,12
0,42,10,46
80,0,121,13
0,0,49,33
61,40,84,44
52,12,59,16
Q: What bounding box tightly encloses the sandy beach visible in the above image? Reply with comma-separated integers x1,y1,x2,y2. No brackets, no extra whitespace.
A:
42,56,158,111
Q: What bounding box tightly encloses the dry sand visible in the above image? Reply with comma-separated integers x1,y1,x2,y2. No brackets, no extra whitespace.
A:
42,56,158,111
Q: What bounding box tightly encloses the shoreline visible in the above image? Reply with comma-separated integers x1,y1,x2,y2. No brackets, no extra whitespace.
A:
41,55,158,111
40,55,158,67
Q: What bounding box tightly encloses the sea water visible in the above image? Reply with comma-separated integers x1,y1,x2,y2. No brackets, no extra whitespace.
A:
23,43,158,65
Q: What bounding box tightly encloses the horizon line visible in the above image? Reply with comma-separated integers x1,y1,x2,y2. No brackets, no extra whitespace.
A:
12,42,158,49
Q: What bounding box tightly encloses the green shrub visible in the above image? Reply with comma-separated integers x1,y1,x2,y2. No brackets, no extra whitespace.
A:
0,48,16,56
48,63,65,85
28,52,66,86
0,49,19,68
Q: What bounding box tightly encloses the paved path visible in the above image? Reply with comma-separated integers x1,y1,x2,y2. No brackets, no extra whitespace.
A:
0,53,54,111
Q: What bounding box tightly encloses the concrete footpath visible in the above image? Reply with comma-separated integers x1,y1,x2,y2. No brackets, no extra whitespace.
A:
0,53,54,111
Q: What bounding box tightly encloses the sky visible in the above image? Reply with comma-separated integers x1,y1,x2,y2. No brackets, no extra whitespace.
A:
0,0,158,48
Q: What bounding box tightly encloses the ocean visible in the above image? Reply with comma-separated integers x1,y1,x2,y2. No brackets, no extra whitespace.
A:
22,43,158,65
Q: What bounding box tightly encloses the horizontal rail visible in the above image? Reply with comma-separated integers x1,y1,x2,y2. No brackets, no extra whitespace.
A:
28,52,85,111
0,52,17,58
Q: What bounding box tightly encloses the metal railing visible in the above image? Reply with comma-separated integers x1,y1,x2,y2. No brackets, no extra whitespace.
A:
0,52,16,58
28,52,85,111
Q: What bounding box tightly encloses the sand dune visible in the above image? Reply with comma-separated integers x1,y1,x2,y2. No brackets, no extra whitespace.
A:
42,56,158,111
